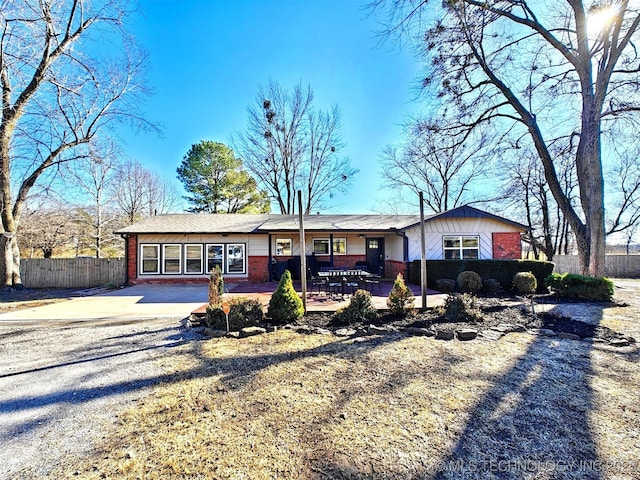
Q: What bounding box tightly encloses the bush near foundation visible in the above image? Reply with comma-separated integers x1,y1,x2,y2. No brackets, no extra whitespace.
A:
438,293,483,323
387,273,415,315
334,289,378,325
545,273,614,302
268,270,304,324
205,297,264,331
513,272,537,295
457,271,483,294
435,278,456,293
409,259,554,293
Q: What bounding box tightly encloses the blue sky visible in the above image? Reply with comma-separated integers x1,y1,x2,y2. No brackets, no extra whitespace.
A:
121,0,423,213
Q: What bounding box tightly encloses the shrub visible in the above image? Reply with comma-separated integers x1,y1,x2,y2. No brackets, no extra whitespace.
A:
268,270,304,324
387,273,415,315
409,259,554,293
513,272,537,295
333,289,378,325
545,273,614,302
208,265,224,305
437,293,483,323
457,271,483,294
482,278,502,295
205,296,263,331
435,278,456,293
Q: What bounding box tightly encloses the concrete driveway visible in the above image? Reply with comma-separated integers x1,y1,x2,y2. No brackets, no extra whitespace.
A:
0,284,209,322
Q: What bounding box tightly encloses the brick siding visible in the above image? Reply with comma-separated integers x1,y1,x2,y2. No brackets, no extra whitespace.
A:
492,232,522,259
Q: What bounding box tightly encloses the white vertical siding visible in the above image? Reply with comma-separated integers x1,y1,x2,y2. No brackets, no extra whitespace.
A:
406,217,523,261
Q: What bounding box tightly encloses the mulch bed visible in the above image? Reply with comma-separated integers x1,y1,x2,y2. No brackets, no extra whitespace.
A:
301,295,634,343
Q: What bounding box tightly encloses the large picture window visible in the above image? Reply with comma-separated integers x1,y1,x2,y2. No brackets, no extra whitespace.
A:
206,243,245,274
162,244,182,273
184,244,203,274
140,244,159,274
313,238,346,255
443,236,479,260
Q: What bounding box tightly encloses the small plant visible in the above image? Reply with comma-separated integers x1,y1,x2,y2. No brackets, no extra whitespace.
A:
457,271,483,294
438,293,482,323
387,273,415,315
435,278,456,293
208,265,225,305
482,278,502,295
513,272,537,295
205,296,263,331
545,273,614,302
268,270,304,324
333,289,378,326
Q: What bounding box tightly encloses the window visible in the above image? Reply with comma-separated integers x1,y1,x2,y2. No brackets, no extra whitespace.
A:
313,238,347,255
206,244,223,273
140,244,159,274
162,244,181,273
227,244,245,273
184,244,203,274
276,238,292,256
443,236,479,260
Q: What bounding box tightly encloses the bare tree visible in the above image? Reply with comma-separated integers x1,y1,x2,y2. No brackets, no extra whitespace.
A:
234,81,358,214
0,0,153,287
380,119,488,213
373,0,640,276
68,152,120,258
18,198,76,258
113,159,181,224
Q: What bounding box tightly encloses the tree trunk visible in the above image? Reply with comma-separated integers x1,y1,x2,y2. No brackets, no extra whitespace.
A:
0,235,22,288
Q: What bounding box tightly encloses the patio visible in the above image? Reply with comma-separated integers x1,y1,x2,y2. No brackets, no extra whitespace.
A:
215,280,446,312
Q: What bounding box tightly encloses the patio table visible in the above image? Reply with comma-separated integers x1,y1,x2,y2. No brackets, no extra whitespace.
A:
318,270,371,295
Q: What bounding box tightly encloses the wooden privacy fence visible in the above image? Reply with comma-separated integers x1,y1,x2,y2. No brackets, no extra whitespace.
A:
21,258,126,289
553,255,640,277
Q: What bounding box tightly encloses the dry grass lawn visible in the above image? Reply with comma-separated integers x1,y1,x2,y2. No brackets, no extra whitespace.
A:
54,321,640,479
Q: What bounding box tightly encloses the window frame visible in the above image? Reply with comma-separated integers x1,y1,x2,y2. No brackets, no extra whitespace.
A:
162,244,182,274
275,238,292,256
442,235,479,260
206,243,224,274
312,237,347,256
140,244,160,274
184,244,204,274
226,243,246,274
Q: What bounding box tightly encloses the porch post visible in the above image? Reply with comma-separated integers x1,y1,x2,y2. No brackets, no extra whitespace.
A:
268,233,273,281
329,233,334,267
298,191,307,313
420,192,427,311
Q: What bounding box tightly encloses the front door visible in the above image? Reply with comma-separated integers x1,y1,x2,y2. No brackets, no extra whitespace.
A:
366,238,385,276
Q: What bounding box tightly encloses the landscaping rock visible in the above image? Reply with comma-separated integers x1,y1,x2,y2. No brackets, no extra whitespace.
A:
203,328,227,338
609,338,631,347
292,325,315,335
558,332,581,341
403,327,435,337
335,328,357,337
456,328,478,341
226,331,240,339
239,326,267,338
367,325,390,335
435,330,455,341
478,330,505,341
529,328,557,337
314,328,333,336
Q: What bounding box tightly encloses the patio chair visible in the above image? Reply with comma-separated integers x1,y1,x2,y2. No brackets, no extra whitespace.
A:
308,268,327,294
364,266,383,292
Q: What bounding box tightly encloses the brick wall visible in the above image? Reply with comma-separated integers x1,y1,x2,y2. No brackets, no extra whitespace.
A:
492,232,523,259
248,256,270,282
126,235,137,285
385,260,407,280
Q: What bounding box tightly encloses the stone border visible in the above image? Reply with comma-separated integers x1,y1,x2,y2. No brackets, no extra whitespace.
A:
192,321,636,347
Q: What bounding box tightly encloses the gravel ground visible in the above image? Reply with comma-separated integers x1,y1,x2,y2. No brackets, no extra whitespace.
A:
0,315,194,479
